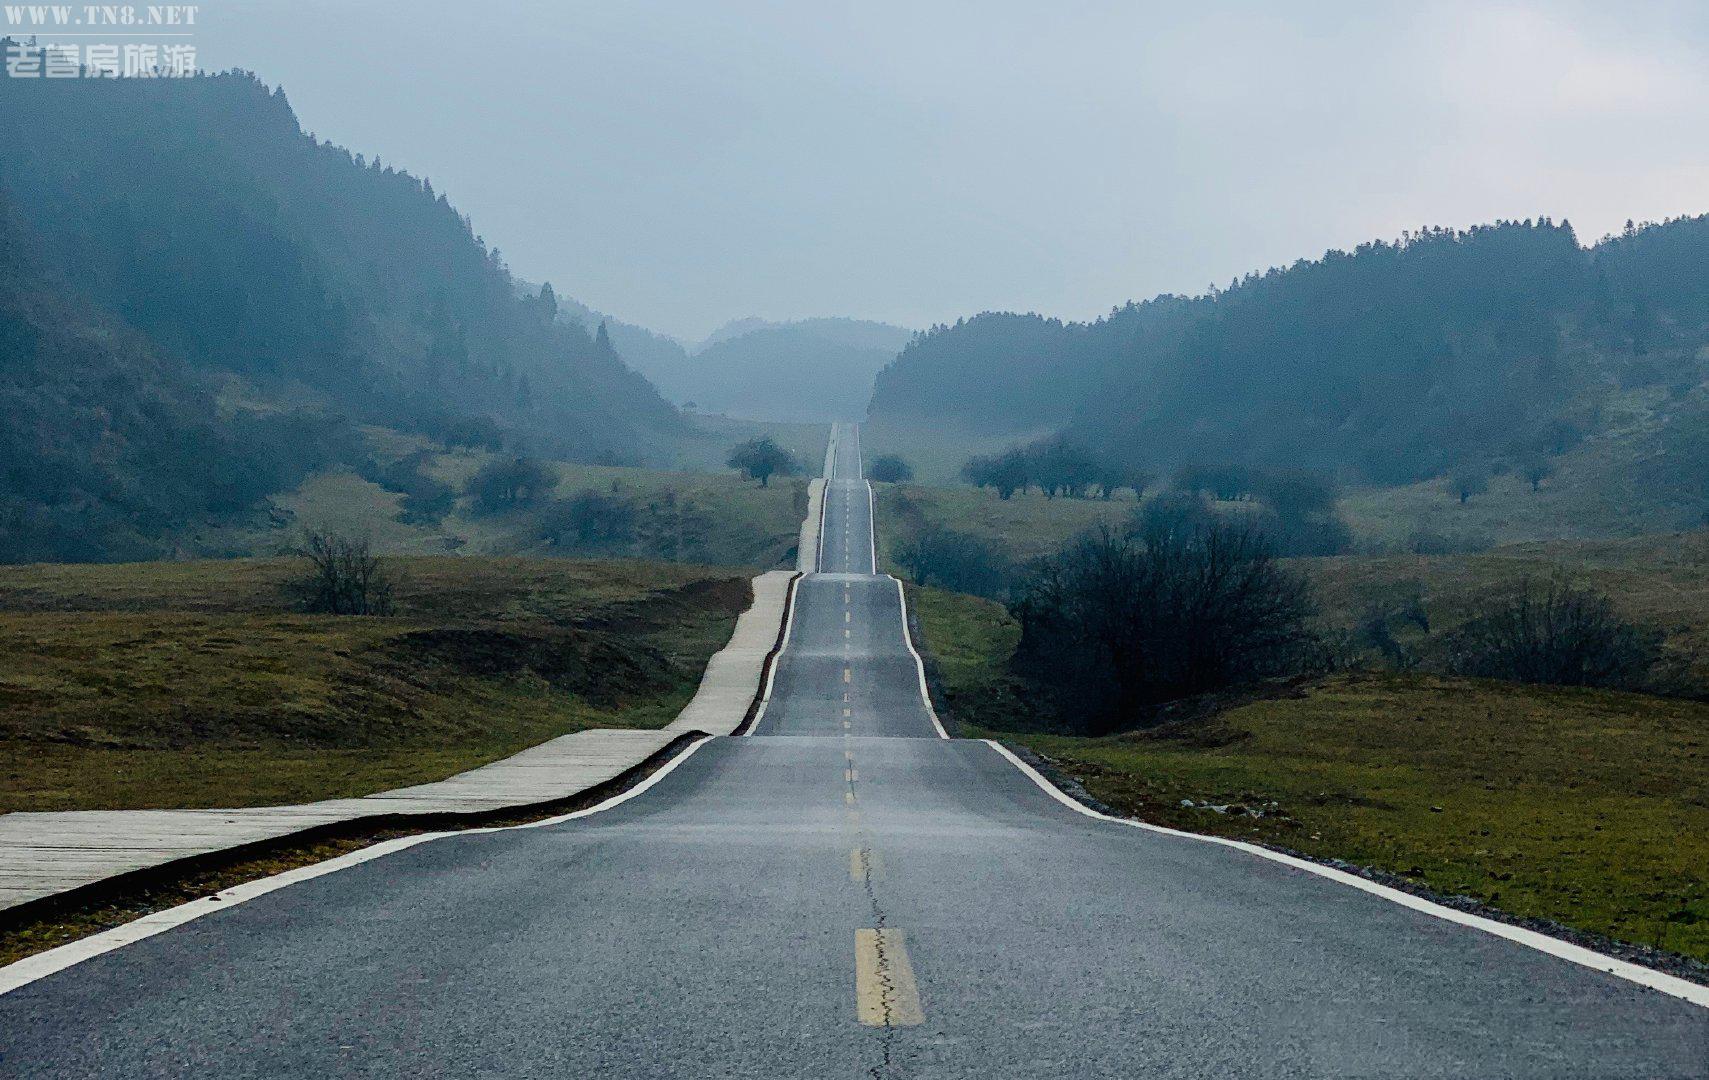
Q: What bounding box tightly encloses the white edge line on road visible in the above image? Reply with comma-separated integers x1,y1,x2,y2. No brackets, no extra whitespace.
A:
744,573,803,736
821,421,838,484
814,422,836,571
895,577,950,740
812,476,828,573
983,739,1709,1010
865,480,878,575
0,735,720,998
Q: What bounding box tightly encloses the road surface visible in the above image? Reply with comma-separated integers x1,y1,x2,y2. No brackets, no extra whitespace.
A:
1,424,1703,1077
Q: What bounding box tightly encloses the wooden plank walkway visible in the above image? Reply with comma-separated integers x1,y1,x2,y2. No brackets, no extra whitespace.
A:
0,567,803,913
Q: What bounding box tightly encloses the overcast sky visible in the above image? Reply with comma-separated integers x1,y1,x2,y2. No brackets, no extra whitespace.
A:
199,1,1709,341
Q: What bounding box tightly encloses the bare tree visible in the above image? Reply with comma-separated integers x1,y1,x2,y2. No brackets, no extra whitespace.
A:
289,531,396,615
1443,574,1660,689
1011,520,1317,732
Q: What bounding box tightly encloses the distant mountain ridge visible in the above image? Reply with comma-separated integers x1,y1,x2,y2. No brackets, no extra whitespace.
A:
612,315,915,423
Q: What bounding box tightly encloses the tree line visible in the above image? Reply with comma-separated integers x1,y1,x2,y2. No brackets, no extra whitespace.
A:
960,437,1149,500
870,215,1709,515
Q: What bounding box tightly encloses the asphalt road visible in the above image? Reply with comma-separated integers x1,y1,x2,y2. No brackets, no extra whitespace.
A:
2,424,1704,1077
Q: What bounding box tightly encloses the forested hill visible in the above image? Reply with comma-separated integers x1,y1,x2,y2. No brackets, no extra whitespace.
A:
0,65,686,560
868,218,1709,486
554,293,694,392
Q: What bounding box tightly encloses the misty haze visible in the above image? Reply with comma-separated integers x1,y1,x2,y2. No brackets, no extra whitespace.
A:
0,3,1704,1077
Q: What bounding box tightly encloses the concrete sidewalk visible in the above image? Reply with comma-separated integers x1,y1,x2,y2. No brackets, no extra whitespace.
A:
0,567,801,914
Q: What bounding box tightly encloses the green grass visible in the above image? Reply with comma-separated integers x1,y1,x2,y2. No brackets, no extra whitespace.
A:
1340,382,1704,551
874,482,1132,575
672,414,830,475
1296,529,1709,686
197,449,813,569
910,584,1709,963
0,556,748,811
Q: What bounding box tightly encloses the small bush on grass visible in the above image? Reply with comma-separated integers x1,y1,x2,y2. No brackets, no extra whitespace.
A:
288,531,396,615
1443,575,1662,690
869,454,915,484
466,457,556,514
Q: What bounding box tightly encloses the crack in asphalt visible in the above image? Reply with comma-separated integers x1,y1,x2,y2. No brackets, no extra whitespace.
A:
849,762,904,1079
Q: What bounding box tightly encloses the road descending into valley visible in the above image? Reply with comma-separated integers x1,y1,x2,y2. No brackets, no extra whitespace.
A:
2,424,1704,1078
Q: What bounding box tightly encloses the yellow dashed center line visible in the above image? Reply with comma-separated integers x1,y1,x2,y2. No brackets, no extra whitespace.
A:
854,929,924,1027
849,847,884,882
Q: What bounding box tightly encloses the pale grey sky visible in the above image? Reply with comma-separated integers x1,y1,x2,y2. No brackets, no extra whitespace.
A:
199,1,1709,340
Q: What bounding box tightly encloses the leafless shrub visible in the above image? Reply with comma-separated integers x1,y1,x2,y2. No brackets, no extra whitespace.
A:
1010,520,1318,733
1442,574,1660,690
289,530,396,615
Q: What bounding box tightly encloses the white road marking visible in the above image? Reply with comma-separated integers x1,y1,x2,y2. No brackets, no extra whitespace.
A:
0,736,721,997
892,578,949,739
742,573,805,737
984,740,1709,1010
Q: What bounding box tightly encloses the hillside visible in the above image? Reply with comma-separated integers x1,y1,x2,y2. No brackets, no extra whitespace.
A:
0,64,686,561
631,317,914,422
868,218,1709,533
0,195,361,562
554,293,694,394
0,556,747,812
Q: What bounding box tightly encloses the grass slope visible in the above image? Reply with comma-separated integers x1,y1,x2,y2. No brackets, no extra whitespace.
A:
0,556,748,812
192,440,815,570
1298,529,1709,686
908,584,1709,964
873,482,1132,576
1342,383,1707,550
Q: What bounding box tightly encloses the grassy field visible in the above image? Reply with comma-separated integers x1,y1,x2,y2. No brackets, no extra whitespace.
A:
908,583,1709,964
873,482,1132,576
1296,529,1709,687
192,442,814,569
0,556,748,812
